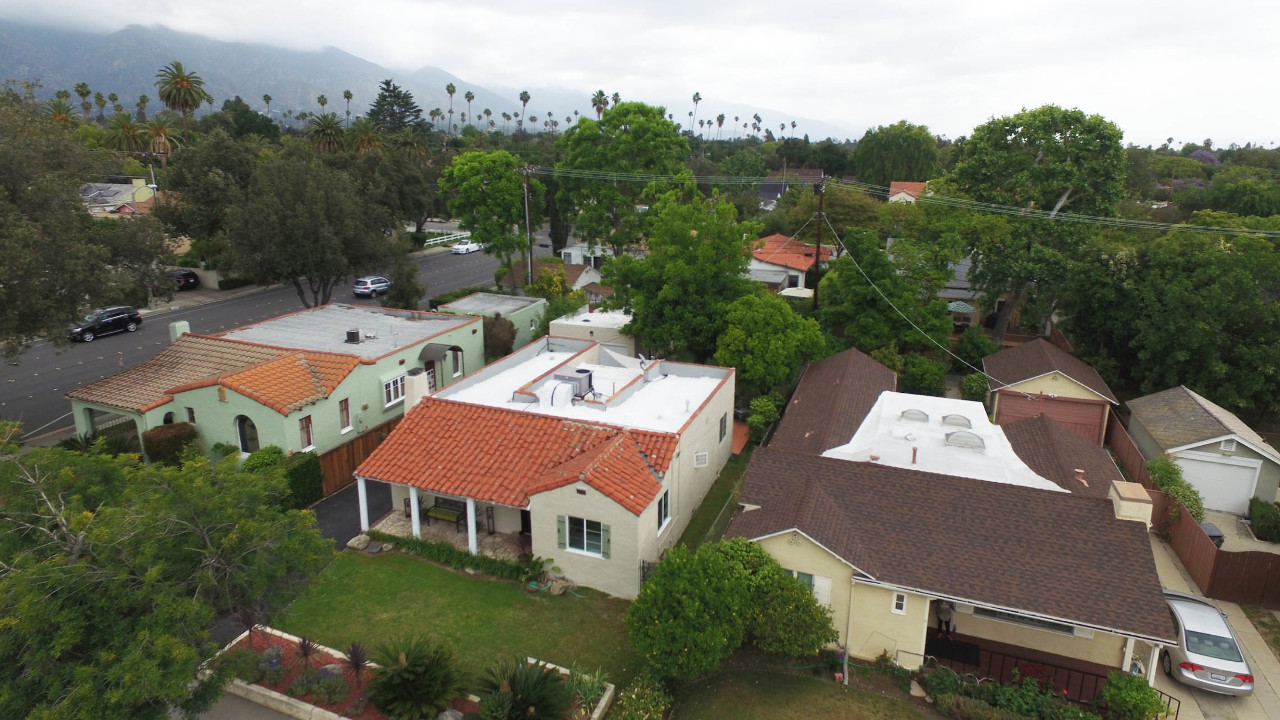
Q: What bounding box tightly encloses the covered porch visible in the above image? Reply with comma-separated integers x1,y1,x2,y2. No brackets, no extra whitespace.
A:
356,478,529,562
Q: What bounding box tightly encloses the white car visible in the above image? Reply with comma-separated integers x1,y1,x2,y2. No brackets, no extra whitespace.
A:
1162,591,1253,696
452,239,484,254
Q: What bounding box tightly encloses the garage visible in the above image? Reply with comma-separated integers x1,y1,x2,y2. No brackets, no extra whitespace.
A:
995,391,1110,446
1175,451,1260,515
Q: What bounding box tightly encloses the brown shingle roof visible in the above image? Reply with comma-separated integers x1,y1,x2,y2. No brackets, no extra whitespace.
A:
984,338,1117,403
768,348,897,456
356,398,672,514
725,448,1175,642
1127,386,1280,461
66,335,292,413
1003,415,1120,498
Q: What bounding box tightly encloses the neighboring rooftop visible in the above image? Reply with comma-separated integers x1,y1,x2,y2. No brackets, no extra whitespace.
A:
440,292,545,317
1128,385,1280,460
217,304,476,359
769,348,897,456
213,352,360,416
752,234,832,272
1003,415,1121,498
888,181,927,199
726,448,1176,643
822,391,1063,492
551,306,631,331
984,338,1118,403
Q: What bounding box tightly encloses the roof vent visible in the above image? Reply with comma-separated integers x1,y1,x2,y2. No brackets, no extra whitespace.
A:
945,430,986,451
941,414,972,429
553,368,593,397
901,409,929,422
345,329,361,344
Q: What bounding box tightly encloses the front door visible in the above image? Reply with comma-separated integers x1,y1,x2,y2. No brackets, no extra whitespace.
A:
426,364,438,393
520,509,532,535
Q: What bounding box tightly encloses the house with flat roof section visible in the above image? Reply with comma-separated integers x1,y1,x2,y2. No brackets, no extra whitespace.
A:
66,304,483,495
80,178,155,216
438,292,548,351
354,336,735,598
549,306,635,356
726,348,1175,697
747,234,831,292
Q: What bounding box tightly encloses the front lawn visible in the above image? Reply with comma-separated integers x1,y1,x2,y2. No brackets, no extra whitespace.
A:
671,669,931,720
274,551,640,685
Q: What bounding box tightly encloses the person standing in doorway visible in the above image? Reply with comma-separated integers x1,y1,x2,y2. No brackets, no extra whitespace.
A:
936,600,955,639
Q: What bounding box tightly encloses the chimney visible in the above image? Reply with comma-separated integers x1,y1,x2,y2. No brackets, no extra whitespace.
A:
1109,481,1153,528
403,367,431,408
169,320,190,343
1074,468,1089,488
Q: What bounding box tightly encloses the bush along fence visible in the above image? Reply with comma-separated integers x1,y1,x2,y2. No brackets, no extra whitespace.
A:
365,529,546,582
915,662,1175,720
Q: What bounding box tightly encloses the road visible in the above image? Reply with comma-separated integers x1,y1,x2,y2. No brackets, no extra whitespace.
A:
0,247,500,441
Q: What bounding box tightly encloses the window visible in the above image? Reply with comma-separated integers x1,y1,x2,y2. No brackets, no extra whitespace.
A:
694,451,709,468
299,415,314,450
236,415,259,454
558,515,610,558
892,592,907,615
162,412,174,425
186,407,196,423
784,569,831,607
719,413,728,442
657,490,670,532
339,398,351,433
451,349,463,377
973,607,1077,635
384,375,406,406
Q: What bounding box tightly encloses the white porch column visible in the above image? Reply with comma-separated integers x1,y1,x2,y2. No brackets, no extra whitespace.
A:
409,490,422,539
466,498,478,555
1146,645,1160,685
357,477,369,532
1121,637,1135,676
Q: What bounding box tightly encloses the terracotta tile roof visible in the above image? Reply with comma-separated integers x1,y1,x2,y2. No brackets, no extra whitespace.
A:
1003,415,1120,498
984,338,1118,403
1127,386,1280,461
752,234,832,272
218,352,360,415
888,181,927,198
726,448,1176,642
355,398,672,514
769,348,897,456
66,335,292,412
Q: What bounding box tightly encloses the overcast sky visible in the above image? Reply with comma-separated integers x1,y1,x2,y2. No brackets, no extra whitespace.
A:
5,0,1277,148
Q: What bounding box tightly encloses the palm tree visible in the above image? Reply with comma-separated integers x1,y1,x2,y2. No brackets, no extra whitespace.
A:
108,92,122,116
502,112,511,132
391,127,429,163
204,91,214,115
307,112,346,152
93,92,107,123
106,113,147,154
445,83,456,134
262,93,272,118
55,89,71,102
429,108,441,130
716,113,725,140
611,92,621,108
349,117,384,155
317,94,328,112
154,61,207,132
136,94,150,121
791,120,797,133
591,90,607,119
47,99,75,126
464,90,474,126
343,89,353,126
74,82,92,120
483,108,492,127
519,90,531,124
145,117,179,169
488,119,496,132
691,91,701,134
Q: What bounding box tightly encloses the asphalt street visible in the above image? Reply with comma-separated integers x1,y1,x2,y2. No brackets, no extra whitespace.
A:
1,247,500,441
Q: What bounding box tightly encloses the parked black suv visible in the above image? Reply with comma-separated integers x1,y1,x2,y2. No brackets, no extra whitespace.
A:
69,306,143,342
174,269,200,290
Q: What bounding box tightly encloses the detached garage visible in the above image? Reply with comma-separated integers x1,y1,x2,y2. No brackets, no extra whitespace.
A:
984,339,1118,446
1127,386,1280,515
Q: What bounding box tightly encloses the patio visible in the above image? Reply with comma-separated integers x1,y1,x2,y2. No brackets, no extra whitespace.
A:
372,509,527,562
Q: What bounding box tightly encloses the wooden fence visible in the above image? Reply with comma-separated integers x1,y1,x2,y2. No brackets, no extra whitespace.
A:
317,417,403,497
1107,418,1280,609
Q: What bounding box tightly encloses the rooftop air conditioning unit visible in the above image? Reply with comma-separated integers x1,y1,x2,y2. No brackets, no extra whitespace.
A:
553,368,593,398
345,329,361,344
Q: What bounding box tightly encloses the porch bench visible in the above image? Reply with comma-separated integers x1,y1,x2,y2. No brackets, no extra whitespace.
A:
425,496,466,533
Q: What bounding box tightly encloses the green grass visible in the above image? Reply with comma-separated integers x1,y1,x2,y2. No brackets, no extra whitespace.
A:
678,450,751,550
274,551,640,686
1243,606,1280,663
671,669,930,720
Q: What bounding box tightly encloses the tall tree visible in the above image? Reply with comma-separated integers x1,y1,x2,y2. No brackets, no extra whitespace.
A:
306,112,346,152
74,81,91,120
154,60,207,132
342,88,353,126
591,89,608,119
691,91,701,134
317,94,328,112
445,83,456,134
46,98,74,126
152,127,257,240
135,93,150,121
519,90,531,128
851,120,939,188
105,112,147,154
464,90,474,126
262,93,272,118
366,79,422,132
92,91,106,123
144,116,179,169
715,292,825,397
440,150,542,289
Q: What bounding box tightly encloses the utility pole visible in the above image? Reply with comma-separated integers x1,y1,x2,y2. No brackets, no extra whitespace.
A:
519,166,534,285
811,174,826,311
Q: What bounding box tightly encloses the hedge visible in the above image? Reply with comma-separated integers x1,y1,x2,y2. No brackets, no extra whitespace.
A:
141,422,198,464
1250,498,1280,542
285,452,324,508
1145,456,1206,523
217,276,255,290
366,530,543,581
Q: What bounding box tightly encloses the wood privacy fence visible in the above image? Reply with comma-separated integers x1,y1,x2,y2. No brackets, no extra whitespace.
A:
1107,417,1280,609
317,417,402,497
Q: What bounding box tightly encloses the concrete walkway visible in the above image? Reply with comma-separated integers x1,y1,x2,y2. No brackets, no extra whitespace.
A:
1148,535,1280,720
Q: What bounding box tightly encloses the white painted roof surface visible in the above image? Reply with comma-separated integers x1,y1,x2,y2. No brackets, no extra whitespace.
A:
217,304,473,359
440,293,544,316
550,307,631,330
823,391,1064,492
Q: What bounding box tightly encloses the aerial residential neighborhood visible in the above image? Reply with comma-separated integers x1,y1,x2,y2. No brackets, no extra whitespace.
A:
4,8,1280,720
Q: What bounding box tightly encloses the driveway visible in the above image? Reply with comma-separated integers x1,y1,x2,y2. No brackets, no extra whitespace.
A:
1148,535,1280,720
312,479,392,549
1202,510,1280,554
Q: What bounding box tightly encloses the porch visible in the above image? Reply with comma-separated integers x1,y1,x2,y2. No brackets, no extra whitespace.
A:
356,478,529,563
371,509,527,563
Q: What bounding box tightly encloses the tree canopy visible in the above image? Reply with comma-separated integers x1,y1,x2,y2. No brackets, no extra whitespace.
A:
366,79,423,132
852,120,938,188
440,150,542,289
714,292,825,397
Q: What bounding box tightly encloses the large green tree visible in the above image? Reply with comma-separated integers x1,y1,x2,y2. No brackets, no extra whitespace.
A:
556,102,687,256
714,292,825,397
153,127,259,241
851,120,938,188
947,105,1126,341
225,151,391,307
366,79,423,132
440,150,542,289
154,61,207,132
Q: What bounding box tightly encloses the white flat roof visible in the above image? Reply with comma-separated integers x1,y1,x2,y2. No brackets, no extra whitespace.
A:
438,341,727,434
550,308,631,330
441,293,544,316
217,304,473,359
823,391,1064,492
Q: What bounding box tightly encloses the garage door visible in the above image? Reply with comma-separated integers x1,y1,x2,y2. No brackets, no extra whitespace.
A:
995,391,1108,445
1176,452,1260,515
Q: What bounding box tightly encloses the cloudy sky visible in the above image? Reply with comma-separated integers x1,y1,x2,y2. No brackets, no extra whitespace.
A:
5,0,1277,147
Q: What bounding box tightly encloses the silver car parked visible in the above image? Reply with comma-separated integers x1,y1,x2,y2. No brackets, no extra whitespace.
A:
353,276,390,298
1162,591,1253,696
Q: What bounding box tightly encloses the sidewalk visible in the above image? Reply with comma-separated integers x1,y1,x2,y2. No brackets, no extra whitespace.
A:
1148,535,1280,720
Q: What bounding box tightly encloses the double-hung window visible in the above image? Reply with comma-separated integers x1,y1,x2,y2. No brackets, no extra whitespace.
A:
657,490,670,533
558,515,610,558
450,349,463,377
299,415,314,450
338,398,352,433
384,375,406,406
719,413,728,442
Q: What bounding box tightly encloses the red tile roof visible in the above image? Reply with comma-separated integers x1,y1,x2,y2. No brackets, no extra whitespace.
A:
355,398,673,515
888,181,927,199
752,234,832,272
219,352,360,415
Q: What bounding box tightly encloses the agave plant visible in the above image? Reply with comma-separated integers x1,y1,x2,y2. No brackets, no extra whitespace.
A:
290,636,321,675
343,641,370,685
478,657,572,720
369,636,463,719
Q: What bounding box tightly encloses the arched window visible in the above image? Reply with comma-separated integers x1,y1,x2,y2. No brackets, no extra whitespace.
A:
236,415,260,453
163,412,175,425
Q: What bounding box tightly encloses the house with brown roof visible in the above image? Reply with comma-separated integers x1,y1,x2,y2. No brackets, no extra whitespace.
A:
747,234,832,292
983,338,1119,445
1127,386,1280,514
354,336,735,598
725,347,1176,695
66,304,484,494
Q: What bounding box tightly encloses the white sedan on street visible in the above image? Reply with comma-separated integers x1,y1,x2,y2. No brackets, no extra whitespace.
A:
452,239,484,254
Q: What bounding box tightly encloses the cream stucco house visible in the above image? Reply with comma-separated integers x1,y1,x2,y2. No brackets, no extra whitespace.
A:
354,336,735,598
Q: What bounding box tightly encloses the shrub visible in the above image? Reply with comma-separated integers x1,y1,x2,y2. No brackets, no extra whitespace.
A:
870,344,905,373
1249,498,1280,542
478,658,571,720
484,313,517,360
567,666,609,713
1097,671,1164,720
494,266,509,285
311,674,349,705
609,675,671,720
1146,456,1206,523
993,676,1052,718
935,693,958,716
285,673,316,698
946,695,1027,720
141,422,198,464
954,327,999,372
432,285,499,308
925,667,962,698
961,373,990,403
217,276,254,291
242,445,287,474
216,648,263,683
369,636,464,719
747,395,780,444
284,451,324,508
901,354,947,396
343,641,370,685
210,441,240,460
366,530,543,581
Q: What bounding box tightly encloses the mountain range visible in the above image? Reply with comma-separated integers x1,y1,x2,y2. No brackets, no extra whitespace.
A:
0,20,855,140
